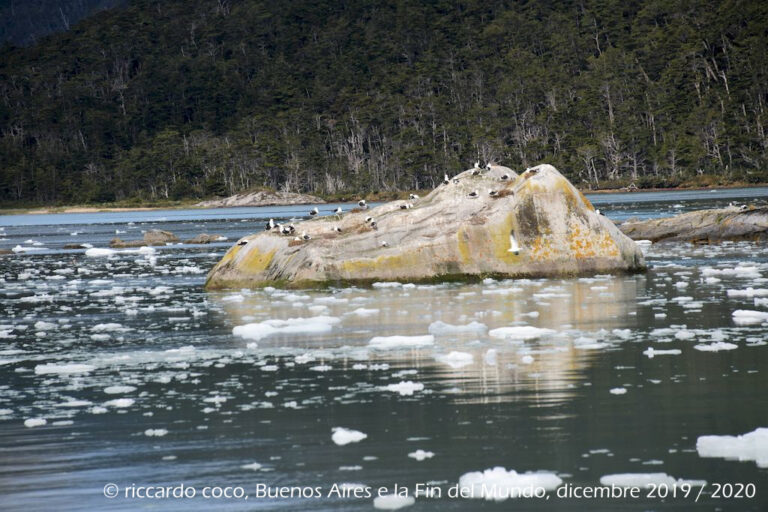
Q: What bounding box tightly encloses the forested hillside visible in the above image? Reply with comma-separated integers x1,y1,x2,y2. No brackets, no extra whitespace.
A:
1,0,767,205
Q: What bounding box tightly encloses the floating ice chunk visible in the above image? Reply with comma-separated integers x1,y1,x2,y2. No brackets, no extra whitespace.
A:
702,266,761,279
310,364,332,372
104,398,135,408
91,323,125,332
696,428,768,467
428,321,487,335
694,342,738,352
331,427,367,446
612,329,632,340
35,363,95,375
674,330,695,340
643,348,682,358
85,248,116,257
488,326,555,340
435,351,473,369
372,282,402,288
727,288,768,298
348,308,380,317
368,335,434,350
34,321,56,331
458,467,562,501
24,418,47,428
55,399,92,407
373,494,415,510
241,462,263,471
383,381,424,396
732,310,768,325
145,428,168,437
609,387,627,395
521,355,534,364
408,449,435,461
482,287,523,296
484,349,498,365
600,473,705,488
339,465,362,471
635,240,653,246
233,315,341,340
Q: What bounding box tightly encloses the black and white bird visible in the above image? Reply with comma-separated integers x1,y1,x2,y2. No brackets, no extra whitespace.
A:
365,216,373,223
488,189,498,197
409,193,420,200
281,225,292,235
400,203,413,209
334,207,343,215
301,231,311,241
288,224,296,234
500,174,510,181
358,199,367,208
265,218,275,231
380,241,389,247
443,173,450,185
471,161,482,175
370,221,378,230
237,239,248,246
332,226,342,233
453,177,460,184
309,207,319,216
468,190,478,198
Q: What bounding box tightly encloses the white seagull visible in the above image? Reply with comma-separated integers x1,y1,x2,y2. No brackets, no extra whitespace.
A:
309,207,319,216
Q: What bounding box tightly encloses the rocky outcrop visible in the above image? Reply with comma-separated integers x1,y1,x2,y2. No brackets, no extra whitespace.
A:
205,164,645,289
184,233,226,244
619,206,768,243
110,229,179,248
197,190,325,208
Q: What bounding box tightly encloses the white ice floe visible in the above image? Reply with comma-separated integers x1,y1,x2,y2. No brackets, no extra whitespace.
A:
435,351,474,369
428,321,487,335
408,449,435,461
643,347,682,358
347,308,380,317
727,288,768,298
368,335,434,350
144,428,168,437
34,321,56,331
91,323,126,332
696,428,768,467
24,418,47,428
383,381,424,396
373,494,415,510
241,462,263,471
609,387,627,395
372,282,403,288
331,427,367,446
233,315,340,340
732,310,768,325
521,355,535,365
104,398,135,408
34,363,95,375
702,265,761,279
693,342,738,352
484,349,498,365
488,326,555,340
600,473,706,488
458,467,563,501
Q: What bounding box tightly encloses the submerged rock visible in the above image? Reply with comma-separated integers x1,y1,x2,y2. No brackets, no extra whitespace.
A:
110,229,179,248
619,206,768,243
205,164,645,289
197,190,325,208
184,233,226,244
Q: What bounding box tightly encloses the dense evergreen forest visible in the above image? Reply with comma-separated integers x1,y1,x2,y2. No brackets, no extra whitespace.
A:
1,0,767,205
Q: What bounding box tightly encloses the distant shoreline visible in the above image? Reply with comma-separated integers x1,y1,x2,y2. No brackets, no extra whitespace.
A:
2,182,767,216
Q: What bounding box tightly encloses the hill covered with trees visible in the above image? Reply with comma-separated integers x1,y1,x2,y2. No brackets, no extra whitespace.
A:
1,0,767,205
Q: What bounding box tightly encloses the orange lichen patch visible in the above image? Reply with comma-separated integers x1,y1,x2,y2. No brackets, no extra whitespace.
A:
529,235,555,261
577,189,596,211
567,220,620,259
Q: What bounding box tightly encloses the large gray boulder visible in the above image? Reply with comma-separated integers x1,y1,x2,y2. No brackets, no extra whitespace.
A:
620,206,768,243
205,164,645,289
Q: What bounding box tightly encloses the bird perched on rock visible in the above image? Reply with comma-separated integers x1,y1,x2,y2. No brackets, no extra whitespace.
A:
265,218,275,231
409,193,420,200
500,174,510,181
400,203,413,209
288,224,296,234
301,232,311,240
281,225,292,235
380,241,389,247
332,226,342,233
365,216,373,223
370,221,378,230
334,207,343,215
468,190,478,197
358,199,367,208
309,207,319,216
595,209,602,216
470,161,483,175
443,173,450,185
237,239,248,246
488,190,498,197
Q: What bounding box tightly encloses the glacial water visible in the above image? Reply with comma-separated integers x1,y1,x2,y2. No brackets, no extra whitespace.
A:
1,189,768,511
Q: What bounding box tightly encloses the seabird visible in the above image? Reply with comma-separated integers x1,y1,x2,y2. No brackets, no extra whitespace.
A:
740,204,749,211
275,223,283,233
500,174,510,181
370,221,378,230
365,216,373,223
288,224,296,233
332,226,342,233
508,233,521,255
400,203,413,209
595,209,602,216
301,232,311,241
309,207,319,216
468,190,478,198
334,207,343,215
265,218,275,230
471,161,482,175
358,199,367,208
409,193,420,200
237,239,248,246
281,225,292,235
488,190,498,197
380,241,389,247
453,177,460,184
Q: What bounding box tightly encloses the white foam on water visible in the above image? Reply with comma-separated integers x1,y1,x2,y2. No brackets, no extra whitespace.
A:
609,387,627,395
233,315,340,340
104,398,135,408
331,427,367,446
458,467,563,501
373,494,415,510
368,335,434,350
347,308,380,317
732,310,768,325
24,418,47,428
600,473,705,487
696,428,768,467
372,282,402,288
241,462,263,471
488,326,556,340
428,321,487,335
643,348,682,358
435,351,473,369
383,381,424,396
144,428,168,437
34,363,95,375
408,449,434,461
693,342,738,352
